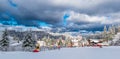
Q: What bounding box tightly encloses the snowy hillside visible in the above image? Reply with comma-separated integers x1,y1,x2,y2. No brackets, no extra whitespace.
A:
0,47,120,59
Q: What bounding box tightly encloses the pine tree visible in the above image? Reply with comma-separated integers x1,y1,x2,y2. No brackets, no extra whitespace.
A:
0,29,9,51
103,25,107,34
108,26,113,41
48,39,54,50
42,36,47,41
44,36,49,47
22,32,35,51
103,26,108,42
42,36,48,47
50,38,54,45
118,26,120,32
67,39,72,47
34,34,38,41
58,39,63,47
111,25,115,35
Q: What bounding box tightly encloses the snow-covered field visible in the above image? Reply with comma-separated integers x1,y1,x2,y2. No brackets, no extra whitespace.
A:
0,46,120,59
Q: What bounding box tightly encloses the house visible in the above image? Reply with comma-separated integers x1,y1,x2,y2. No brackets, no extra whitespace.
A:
71,39,79,47
71,35,83,47
37,40,46,47
89,39,109,46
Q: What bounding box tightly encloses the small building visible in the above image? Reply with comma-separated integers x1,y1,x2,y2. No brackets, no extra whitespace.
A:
71,35,83,47
89,39,109,46
37,40,46,47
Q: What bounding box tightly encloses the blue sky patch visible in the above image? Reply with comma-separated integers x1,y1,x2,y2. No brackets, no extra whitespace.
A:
8,0,17,7
63,13,70,26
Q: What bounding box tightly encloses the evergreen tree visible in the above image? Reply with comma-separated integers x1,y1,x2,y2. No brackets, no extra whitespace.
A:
103,26,107,37
111,25,116,35
118,26,120,32
44,36,50,47
22,32,35,51
42,36,47,42
34,34,38,41
107,25,115,41
103,25,107,34
50,38,54,45
103,26,108,42
58,37,63,47
0,29,9,51
67,39,73,47
59,40,63,46
108,26,113,41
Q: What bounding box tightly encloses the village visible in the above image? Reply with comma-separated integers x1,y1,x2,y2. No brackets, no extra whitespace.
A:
0,25,120,52
32,25,120,52
34,33,107,52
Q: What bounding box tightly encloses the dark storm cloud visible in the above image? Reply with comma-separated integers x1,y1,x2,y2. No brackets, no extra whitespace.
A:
82,0,120,15
0,0,120,31
0,0,65,26
66,23,105,32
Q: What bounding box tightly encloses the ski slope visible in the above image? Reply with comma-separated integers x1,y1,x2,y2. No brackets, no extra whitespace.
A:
0,46,120,59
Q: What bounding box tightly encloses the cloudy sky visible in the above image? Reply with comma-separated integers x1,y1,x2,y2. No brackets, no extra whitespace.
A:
0,0,120,32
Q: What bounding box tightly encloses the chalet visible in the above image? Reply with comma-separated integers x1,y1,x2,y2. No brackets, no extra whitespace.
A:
89,39,109,46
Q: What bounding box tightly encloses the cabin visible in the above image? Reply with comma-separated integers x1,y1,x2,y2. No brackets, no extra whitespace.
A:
88,39,109,46
71,36,83,47
71,39,79,47
37,40,46,47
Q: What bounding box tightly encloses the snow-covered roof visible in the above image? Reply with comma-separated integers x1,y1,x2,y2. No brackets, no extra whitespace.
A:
90,39,100,42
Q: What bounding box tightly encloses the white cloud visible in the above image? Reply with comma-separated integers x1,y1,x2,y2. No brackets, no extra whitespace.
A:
66,11,120,25
1,0,120,31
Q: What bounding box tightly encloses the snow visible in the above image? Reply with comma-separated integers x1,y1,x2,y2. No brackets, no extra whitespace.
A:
0,46,120,59
113,33,120,42
10,42,22,46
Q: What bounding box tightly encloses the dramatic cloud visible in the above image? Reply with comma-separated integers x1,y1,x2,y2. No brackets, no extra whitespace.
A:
0,0,120,32
66,11,120,24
